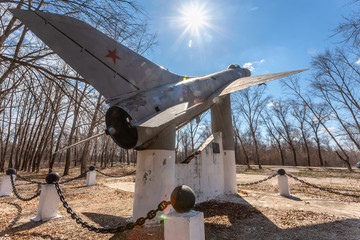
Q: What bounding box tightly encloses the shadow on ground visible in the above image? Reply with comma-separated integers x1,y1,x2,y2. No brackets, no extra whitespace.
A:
195,197,360,240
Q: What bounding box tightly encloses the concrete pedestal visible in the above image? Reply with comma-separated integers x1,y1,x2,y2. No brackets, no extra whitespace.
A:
164,210,205,240
278,175,291,197
31,184,61,222
86,171,96,186
133,149,175,223
223,150,237,194
133,124,176,224
0,175,15,196
211,95,237,194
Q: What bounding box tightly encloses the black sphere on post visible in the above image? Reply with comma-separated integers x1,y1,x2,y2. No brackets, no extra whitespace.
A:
89,166,96,171
6,168,17,175
46,172,61,184
170,185,196,213
278,169,286,175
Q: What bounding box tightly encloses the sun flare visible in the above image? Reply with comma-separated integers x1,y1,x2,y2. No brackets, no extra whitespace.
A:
179,2,211,35
183,7,206,30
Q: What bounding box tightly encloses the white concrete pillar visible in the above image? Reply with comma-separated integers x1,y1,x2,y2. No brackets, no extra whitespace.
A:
278,175,291,197
31,184,61,222
86,171,96,186
211,95,237,194
133,125,176,224
223,150,237,194
0,175,15,196
164,210,205,240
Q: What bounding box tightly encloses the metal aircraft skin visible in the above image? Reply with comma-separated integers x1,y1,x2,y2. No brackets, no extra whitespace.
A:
10,9,307,150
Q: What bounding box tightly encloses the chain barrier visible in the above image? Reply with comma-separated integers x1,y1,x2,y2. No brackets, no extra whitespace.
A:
15,174,43,185
54,182,171,233
237,173,278,186
10,175,42,201
286,173,360,199
59,171,89,184
95,169,136,178
15,171,88,185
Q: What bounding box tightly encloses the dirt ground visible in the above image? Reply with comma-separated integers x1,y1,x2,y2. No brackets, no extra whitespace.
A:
0,165,359,240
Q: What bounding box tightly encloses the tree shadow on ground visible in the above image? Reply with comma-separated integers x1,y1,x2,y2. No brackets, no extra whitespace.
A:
0,201,22,237
0,201,64,239
83,212,164,240
194,197,360,240
82,212,129,228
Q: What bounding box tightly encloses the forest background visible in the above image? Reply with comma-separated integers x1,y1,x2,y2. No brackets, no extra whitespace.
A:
1,0,360,175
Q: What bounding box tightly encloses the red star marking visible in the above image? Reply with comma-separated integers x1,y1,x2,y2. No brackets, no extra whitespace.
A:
105,49,120,64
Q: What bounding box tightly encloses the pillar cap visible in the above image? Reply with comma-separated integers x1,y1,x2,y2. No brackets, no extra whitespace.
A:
46,172,61,184
6,168,17,175
89,166,96,171
278,169,286,175
170,185,196,213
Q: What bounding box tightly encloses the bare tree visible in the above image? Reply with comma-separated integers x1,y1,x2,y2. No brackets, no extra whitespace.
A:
304,103,330,167
262,110,285,166
232,86,270,169
332,0,360,47
270,100,299,166
283,76,353,171
291,101,312,166
232,115,251,169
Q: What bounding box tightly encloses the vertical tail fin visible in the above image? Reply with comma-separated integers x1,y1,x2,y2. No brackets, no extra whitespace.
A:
10,9,183,100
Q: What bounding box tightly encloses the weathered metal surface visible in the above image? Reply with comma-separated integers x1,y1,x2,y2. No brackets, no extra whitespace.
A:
11,9,307,150
6,168,17,175
170,185,196,213
46,172,61,184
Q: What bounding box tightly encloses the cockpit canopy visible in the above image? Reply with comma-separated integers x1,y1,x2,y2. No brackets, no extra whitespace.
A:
227,64,251,77
227,64,241,69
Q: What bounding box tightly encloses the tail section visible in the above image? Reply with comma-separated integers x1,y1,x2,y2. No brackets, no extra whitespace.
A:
10,9,182,101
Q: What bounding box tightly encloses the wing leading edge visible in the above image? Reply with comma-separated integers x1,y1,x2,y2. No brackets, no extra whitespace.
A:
136,69,308,129
217,69,308,97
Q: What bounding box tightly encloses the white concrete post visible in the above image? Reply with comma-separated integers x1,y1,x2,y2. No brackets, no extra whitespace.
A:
278,174,291,197
31,184,61,222
133,125,176,224
0,175,15,196
164,210,205,240
86,171,96,186
211,95,237,194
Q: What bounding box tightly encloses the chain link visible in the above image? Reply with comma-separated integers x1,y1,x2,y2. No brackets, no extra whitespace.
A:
95,169,136,178
54,182,171,234
15,174,43,185
10,175,42,201
237,173,278,186
286,173,360,198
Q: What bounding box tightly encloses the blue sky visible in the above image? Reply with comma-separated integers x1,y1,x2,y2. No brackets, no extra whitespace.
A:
138,0,354,94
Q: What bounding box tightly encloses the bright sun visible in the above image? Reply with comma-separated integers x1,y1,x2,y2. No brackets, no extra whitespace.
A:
179,2,210,35
183,7,206,31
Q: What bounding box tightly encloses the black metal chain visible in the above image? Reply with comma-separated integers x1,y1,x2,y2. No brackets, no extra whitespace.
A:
237,173,279,186
10,175,42,201
286,173,360,199
95,169,136,178
15,174,43,185
54,182,171,234
59,171,89,184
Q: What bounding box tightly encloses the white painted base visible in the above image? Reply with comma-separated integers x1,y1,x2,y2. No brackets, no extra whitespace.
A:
223,150,237,194
133,149,175,224
164,210,205,240
86,171,96,186
31,184,61,222
278,175,291,197
176,133,225,203
0,175,15,196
